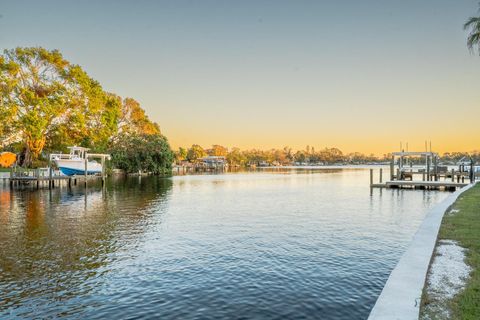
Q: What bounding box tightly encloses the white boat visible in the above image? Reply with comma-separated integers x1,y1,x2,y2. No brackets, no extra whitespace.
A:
51,147,103,176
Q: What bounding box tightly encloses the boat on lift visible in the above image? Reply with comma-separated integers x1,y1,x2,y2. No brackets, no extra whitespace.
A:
51,146,103,176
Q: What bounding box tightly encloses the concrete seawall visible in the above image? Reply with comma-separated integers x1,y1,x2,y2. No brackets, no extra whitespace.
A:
368,182,477,320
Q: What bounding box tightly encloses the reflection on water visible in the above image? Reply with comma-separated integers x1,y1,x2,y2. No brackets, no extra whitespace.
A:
0,169,448,319
0,177,173,318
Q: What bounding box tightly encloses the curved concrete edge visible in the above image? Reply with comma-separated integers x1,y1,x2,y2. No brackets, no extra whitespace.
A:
368,182,478,320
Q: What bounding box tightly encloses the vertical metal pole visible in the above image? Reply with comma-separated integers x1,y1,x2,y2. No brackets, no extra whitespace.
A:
379,168,383,183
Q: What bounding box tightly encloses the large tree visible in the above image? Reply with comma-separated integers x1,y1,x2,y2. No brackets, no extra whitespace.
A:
0,47,117,164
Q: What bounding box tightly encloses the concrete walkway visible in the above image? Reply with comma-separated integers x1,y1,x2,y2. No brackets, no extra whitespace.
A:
368,182,477,320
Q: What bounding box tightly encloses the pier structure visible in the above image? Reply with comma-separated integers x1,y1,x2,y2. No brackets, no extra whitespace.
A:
5,151,110,190
173,156,228,174
370,151,477,191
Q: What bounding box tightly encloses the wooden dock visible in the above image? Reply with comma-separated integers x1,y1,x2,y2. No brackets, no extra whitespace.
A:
371,180,468,190
4,166,106,190
3,150,111,189
369,168,473,191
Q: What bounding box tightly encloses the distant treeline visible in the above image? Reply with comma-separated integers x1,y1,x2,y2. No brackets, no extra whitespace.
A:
0,47,173,173
175,145,480,166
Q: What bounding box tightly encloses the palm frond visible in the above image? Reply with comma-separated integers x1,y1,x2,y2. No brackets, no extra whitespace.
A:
464,16,480,30
464,5,480,54
467,32,480,51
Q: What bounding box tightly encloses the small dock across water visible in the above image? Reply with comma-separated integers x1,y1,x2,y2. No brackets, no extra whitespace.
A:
369,150,477,191
371,179,468,190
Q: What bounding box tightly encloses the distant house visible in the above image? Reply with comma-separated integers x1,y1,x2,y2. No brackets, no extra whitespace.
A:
199,156,227,168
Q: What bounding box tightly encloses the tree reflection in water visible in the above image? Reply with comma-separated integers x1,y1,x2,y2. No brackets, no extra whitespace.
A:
0,176,172,317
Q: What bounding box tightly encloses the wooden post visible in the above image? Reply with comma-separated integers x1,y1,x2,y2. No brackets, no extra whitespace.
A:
396,168,401,181
49,158,53,189
84,158,88,186
101,156,105,186
390,156,394,180
451,169,455,182
370,169,373,187
470,160,475,183
9,166,13,188
36,168,39,189
379,168,383,183
422,171,425,181
426,156,431,181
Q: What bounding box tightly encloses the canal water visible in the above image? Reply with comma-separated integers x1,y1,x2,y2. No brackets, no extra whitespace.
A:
0,168,449,319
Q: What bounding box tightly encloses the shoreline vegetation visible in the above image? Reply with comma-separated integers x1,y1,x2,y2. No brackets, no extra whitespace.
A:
420,183,480,319
1,47,479,175
173,144,480,168
0,47,174,174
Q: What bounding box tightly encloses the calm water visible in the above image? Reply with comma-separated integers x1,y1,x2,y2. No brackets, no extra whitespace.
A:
0,168,449,319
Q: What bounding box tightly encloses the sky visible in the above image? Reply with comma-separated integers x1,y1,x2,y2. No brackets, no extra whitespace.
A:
1,0,479,154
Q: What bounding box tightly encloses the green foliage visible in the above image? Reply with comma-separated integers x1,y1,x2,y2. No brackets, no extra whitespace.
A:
176,144,480,167
208,145,228,157
186,144,207,162
226,147,247,166
465,15,480,54
0,46,163,167
109,133,174,175
175,147,188,162
118,97,160,136
0,47,119,162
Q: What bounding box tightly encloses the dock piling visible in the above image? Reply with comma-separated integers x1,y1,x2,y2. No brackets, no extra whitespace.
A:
84,158,88,186
426,157,431,181
101,157,105,186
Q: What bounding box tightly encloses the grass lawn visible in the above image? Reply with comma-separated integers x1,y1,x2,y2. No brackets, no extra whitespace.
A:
422,183,480,319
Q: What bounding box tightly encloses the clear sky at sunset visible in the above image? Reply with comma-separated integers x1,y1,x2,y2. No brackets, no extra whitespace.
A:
1,0,479,154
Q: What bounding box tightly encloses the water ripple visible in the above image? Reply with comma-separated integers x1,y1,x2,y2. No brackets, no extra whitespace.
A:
0,169,448,319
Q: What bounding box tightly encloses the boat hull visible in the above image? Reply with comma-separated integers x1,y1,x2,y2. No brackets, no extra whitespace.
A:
55,159,102,176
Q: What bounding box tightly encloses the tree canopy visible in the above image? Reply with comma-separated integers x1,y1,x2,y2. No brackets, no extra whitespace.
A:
110,133,174,175
175,144,480,167
0,47,170,170
186,144,207,162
